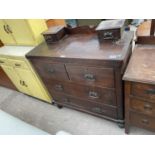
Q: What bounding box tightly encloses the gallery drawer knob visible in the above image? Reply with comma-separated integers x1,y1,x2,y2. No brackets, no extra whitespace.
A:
84,74,95,81
89,91,99,99
103,32,113,40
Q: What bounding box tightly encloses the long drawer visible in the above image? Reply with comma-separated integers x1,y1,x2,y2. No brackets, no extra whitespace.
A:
54,93,117,118
131,82,155,102
130,112,155,131
66,65,114,88
46,80,116,106
130,97,155,117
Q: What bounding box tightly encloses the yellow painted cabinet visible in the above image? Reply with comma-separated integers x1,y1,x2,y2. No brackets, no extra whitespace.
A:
15,67,46,100
1,65,30,95
0,19,47,46
0,56,51,103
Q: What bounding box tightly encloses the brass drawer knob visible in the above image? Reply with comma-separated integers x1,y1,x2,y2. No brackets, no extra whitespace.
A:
89,91,99,99
84,74,95,81
141,119,149,125
144,104,152,110
48,68,55,73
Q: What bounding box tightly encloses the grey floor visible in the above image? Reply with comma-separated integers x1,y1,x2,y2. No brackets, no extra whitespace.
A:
0,86,154,135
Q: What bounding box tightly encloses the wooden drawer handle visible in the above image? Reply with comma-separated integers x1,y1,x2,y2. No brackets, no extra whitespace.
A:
84,74,95,81
89,91,99,99
141,119,149,125
144,104,152,110
55,84,63,91
145,89,155,94
15,63,21,67
0,60,4,63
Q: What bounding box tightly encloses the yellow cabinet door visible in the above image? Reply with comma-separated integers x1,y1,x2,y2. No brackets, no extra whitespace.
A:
1,65,30,95
15,67,46,101
0,20,16,45
4,19,35,45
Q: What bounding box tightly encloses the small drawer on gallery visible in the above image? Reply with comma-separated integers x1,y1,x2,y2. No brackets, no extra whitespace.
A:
66,65,114,88
130,97,155,117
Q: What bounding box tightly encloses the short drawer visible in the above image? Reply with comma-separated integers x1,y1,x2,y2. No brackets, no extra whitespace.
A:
7,59,29,69
130,112,155,132
0,57,8,66
131,82,155,102
66,65,114,88
130,97,155,117
46,80,116,106
30,59,69,81
54,93,117,118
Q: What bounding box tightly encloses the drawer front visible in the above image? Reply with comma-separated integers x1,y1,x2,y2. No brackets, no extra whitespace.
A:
130,97,155,117
54,93,117,118
131,82,155,101
0,57,8,66
30,59,69,81
46,80,116,106
66,65,114,88
7,59,29,69
130,112,155,131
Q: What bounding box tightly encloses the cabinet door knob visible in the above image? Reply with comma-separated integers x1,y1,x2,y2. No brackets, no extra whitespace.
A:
6,25,12,33
0,60,4,63
84,74,95,81
3,25,9,34
15,63,21,67
89,91,99,99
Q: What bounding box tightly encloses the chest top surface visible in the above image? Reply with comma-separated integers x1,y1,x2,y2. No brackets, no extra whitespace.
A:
26,32,133,61
123,44,155,84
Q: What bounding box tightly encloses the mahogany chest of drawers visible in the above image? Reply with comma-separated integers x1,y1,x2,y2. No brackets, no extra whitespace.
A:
26,31,133,127
123,45,155,133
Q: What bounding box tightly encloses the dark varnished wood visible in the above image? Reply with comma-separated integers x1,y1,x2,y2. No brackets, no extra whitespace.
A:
0,66,16,90
27,31,133,126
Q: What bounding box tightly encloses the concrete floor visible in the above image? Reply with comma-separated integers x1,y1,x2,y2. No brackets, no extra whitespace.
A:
0,86,154,135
